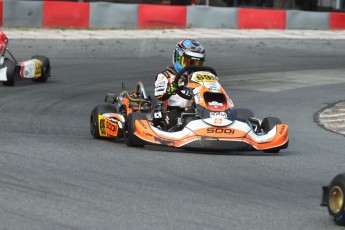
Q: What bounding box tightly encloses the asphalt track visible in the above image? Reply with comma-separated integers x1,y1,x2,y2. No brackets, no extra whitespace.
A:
1,37,345,230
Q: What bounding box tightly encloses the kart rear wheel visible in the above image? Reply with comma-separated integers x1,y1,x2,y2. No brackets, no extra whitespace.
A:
1,58,16,86
90,103,117,139
327,173,345,226
31,55,51,82
125,112,146,147
261,117,282,153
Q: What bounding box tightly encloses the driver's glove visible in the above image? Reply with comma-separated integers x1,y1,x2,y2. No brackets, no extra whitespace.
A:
166,82,177,95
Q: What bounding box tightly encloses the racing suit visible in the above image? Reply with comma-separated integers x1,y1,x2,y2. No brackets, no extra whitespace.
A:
154,66,189,130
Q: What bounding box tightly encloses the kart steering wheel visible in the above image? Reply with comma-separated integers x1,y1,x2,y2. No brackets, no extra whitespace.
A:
173,66,218,100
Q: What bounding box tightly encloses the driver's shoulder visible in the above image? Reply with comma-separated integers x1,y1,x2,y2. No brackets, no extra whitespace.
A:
157,66,176,80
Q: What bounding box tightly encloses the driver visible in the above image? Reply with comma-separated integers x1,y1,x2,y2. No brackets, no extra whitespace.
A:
154,39,206,130
0,30,8,56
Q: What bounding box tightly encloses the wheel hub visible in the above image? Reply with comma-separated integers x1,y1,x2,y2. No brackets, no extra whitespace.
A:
329,186,344,214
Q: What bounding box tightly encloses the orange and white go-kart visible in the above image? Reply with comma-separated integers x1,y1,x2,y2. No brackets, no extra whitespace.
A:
90,66,288,153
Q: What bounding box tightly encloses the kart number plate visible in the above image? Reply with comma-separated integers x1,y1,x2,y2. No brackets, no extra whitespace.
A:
191,72,217,83
20,59,42,79
0,67,7,81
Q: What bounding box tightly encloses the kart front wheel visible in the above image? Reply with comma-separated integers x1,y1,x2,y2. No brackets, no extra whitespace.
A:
31,55,51,82
261,117,282,153
90,103,117,139
1,58,16,86
125,112,146,147
327,173,345,226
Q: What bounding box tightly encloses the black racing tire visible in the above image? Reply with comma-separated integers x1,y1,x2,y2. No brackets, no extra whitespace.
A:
327,173,345,226
261,117,282,153
90,103,117,139
125,112,146,147
235,108,255,119
31,55,51,82
1,58,16,86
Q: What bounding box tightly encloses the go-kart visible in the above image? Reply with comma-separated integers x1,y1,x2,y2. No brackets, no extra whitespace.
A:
0,30,51,86
321,173,345,226
90,66,289,153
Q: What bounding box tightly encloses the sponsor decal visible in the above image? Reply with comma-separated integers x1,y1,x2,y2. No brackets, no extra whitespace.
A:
191,72,217,83
194,94,202,104
139,120,147,129
20,60,42,79
214,118,223,125
207,128,235,134
210,112,227,118
157,75,165,81
100,118,106,135
154,111,162,119
34,60,42,77
279,125,286,134
209,87,218,92
106,121,117,133
203,82,219,92
0,67,7,81
193,86,202,95
208,101,223,107
157,81,166,87
24,71,30,78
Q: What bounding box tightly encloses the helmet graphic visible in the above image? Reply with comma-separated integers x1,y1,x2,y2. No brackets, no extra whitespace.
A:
173,39,205,72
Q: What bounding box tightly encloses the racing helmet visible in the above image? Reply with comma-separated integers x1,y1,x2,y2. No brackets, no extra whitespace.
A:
0,30,8,56
173,39,205,72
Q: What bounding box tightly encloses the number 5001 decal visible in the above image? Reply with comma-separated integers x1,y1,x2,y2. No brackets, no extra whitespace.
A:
207,128,235,134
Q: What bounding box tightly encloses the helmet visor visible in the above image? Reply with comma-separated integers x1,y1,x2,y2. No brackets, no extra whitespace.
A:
180,55,204,67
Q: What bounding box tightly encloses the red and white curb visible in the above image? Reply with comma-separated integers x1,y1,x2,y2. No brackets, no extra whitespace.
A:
318,101,345,135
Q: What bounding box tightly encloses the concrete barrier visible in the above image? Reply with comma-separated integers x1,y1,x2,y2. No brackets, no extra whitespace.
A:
187,6,237,28
90,3,138,28
0,1,3,27
287,10,329,30
3,1,43,27
1,1,345,30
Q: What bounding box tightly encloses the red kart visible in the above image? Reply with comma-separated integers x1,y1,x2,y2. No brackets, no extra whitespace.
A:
0,30,51,86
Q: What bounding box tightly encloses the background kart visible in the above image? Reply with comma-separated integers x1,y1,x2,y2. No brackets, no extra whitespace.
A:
90,66,289,153
0,30,51,86
321,173,345,226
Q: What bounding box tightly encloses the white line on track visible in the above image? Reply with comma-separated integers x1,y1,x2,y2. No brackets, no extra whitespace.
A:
319,102,345,135
320,113,345,118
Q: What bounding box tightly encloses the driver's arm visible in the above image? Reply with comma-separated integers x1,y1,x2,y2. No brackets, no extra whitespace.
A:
154,73,172,101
